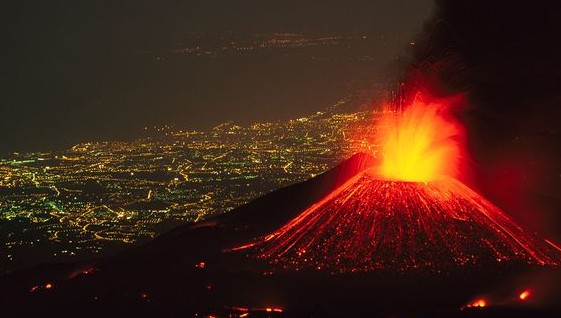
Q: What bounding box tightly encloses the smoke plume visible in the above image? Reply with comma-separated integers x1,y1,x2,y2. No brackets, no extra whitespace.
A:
405,0,561,239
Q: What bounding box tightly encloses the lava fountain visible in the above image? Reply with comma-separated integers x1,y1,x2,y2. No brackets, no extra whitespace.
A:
377,93,465,182
237,85,561,273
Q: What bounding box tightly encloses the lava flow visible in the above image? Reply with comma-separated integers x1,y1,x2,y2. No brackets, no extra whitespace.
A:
237,86,561,273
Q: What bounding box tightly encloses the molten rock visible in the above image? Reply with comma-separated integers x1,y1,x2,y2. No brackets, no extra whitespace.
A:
247,169,561,273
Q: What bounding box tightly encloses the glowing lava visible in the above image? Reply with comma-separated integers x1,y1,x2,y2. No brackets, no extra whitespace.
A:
245,170,561,272
377,94,465,182
235,85,561,273
466,298,488,308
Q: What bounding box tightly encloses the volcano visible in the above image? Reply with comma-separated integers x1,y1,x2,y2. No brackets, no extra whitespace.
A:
243,169,561,273
235,90,561,274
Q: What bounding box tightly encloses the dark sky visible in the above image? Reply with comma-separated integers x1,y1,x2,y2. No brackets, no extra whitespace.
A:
1,0,433,152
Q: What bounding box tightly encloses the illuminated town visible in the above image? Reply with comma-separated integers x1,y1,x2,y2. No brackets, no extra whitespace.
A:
170,32,402,61
0,98,379,273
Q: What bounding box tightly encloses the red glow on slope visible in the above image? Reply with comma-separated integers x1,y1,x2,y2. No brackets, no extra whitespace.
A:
69,266,97,279
228,306,283,315
29,283,55,293
466,298,488,308
246,170,561,272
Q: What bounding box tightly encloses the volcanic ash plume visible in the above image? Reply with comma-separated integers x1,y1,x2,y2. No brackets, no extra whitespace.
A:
238,89,561,273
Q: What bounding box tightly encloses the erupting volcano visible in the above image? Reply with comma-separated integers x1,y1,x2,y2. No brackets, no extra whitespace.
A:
239,88,561,273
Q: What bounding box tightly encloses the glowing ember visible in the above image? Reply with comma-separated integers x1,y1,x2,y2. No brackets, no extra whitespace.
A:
519,289,531,301
69,266,97,279
140,292,149,301
377,93,465,182
29,283,55,292
229,306,283,316
468,298,488,308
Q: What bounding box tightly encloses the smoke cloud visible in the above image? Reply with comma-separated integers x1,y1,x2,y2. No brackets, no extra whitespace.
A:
405,0,561,239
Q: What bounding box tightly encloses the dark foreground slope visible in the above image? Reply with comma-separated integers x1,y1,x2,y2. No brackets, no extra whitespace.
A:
1,154,560,318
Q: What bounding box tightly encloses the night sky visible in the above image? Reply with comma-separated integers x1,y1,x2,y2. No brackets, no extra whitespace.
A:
1,0,433,152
